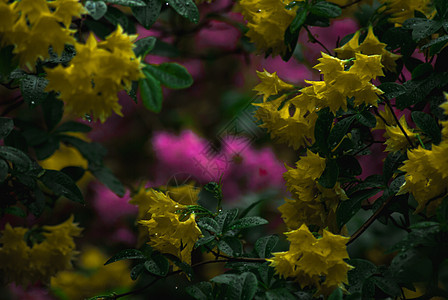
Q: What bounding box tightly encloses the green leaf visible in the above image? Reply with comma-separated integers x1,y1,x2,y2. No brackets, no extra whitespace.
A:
383,151,405,182
195,236,215,248
328,288,343,300
56,121,92,133
150,39,180,57
85,0,108,20
218,237,243,256
0,117,14,139
0,46,17,77
29,188,46,217
140,70,163,113
89,165,125,197
255,235,279,258
197,217,220,234
132,0,162,29
229,216,268,230
356,111,377,128
20,75,48,107
128,81,139,103
0,146,32,172
435,0,448,17
34,137,60,160
347,259,377,294
310,1,341,18
4,129,27,153
314,107,333,154
59,135,107,164
186,282,213,300
39,170,84,203
105,249,146,265
4,206,26,217
241,272,258,300
45,45,76,65
371,276,401,297
105,0,146,6
42,94,64,131
337,155,362,177
104,6,130,30
211,274,239,285
144,254,169,276
411,62,433,80
266,288,296,300
215,208,238,232
378,82,407,100
403,18,444,41
411,111,442,144
337,189,380,227
166,0,199,23
290,7,307,34
318,159,339,189
134,37,157,58
328,116,356,149
130,263,145,280
144,63,193,89
0,159,9,182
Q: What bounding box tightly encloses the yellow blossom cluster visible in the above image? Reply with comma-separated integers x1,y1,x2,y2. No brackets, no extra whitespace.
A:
130,187,202,264
51,246,134,299
0,0,85,70
399,99,448,214
45,26,144,122
253,69,295,101
378,0,435,26
238,0,298,55
335,26,401,72
279,150,348,232
0,216,82,286
268,224,352,297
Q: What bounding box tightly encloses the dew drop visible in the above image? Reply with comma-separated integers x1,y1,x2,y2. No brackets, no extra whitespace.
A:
257,9,261,12
165,2,169,5
30,101,35,105
84,114,93,122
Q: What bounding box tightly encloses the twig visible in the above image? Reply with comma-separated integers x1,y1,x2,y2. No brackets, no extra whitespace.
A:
381,95,415,148
338,0,362,9
303,26,333,55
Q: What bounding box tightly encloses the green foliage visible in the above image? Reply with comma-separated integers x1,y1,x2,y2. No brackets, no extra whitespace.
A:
140,70,163,112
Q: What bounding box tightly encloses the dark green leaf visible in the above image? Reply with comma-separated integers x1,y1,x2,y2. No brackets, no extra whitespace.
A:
140,70,163,113
56,121,92,133
255,235,279,258
4,129,27,153
411,63,433,80
282,22,300,61
218,237,243,256
356,111,376,128
89,165,125,197
310,1,341,18
266,288,296,300
378,82,407,100
105,0,146,6
166,0,199,23
241,272,258,300
186,282,213,300
144,254,169,276
318,159,339,189
383,151,406,182
435,0,448,17
128,80,139,103
215,208,238,232
0,159,8,182
105,249,146,265
328,116,356,149
0,46,17,77
4,206,26,217
45,45,76,65
130,263,145,280
22,127,48,146
85,0,108,20
0,117,14,139
84,19,113,39
144,63,193,89
132,0,161,29
150,39,180,57
229,216,268,230
290,7,307,34
337,189,380,227
20,75,48,107
210,274,239,285
337,155,362,177
16,173,36,189
134,37,157,58
42,94,64,131
382,27,416,57
34,137,59,160
104,6,130,30
59,135,107,164
371,276,401,296
314,107,333,154
39,169,83,203
346,175,384,195
347,259,377,294
197,217,220,234
195,236,215,248
328,288,343,300
411,111,442,144
29,188,46,217
422,35,448,51
0,146,32,172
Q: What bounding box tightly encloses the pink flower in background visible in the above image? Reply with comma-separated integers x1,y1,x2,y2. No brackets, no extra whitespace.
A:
8,284,52,300
259,55,314,84
196,19,241,51
91,183,137,225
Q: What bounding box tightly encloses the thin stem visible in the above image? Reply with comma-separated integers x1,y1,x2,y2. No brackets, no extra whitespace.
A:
338,0,362,9
373,106,390,127
388,215,411,232
347,195,393,245
303,26,333,55
381,95,415,148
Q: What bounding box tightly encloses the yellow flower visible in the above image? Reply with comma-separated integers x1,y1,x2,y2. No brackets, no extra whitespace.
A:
239,0,298,55
335,26,400,72
45,26,144,122
384,115,416,152
130,188,202,264
253,69,294,101
51,246,134,299
0,216,82,286
349,53,384,81
379,0,435,26
268,224,352,297
372,106,397,131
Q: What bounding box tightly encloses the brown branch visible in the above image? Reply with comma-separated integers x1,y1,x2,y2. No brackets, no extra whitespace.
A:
304,25,333,56
381,95,415,148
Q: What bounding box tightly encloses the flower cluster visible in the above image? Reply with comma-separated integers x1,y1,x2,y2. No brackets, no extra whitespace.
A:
238,0,297,55
279,150,347,232
130,188,202,264
0,216,82,286
0,0,85,70
45,26,144,122
268,224,352,297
